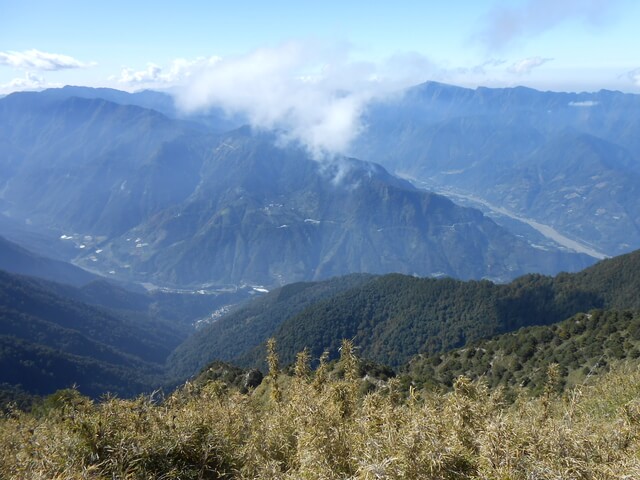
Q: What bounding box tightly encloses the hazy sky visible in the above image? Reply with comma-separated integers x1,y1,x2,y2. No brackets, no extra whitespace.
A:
1,0,639,95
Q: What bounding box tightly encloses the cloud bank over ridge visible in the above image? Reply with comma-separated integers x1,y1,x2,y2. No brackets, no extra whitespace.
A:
173,42,436,157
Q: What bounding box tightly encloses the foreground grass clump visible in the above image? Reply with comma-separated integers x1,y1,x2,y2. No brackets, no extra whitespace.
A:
1,341,640,479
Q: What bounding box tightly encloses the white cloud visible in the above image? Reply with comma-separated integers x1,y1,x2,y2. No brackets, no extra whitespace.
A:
4,71,44,88
0,49,94,71
628,68,640,87
476,0,622,50
117,63,162,84
508,56,553,75
0,71,60,95
114,56,221,86
172,42,436,157
568,100,599,107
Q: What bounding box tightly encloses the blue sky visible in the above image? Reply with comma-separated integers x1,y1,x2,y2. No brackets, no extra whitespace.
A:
1,0,639,96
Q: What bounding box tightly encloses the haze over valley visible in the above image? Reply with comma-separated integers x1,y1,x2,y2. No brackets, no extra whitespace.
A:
0,84,608,290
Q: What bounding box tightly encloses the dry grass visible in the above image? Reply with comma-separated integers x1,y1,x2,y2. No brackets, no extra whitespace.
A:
2,341,640,479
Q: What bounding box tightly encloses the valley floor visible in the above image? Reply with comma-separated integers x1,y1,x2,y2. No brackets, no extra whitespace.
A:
400,173,609,260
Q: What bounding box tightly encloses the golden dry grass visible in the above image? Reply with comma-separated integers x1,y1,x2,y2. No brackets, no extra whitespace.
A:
1,341,639,479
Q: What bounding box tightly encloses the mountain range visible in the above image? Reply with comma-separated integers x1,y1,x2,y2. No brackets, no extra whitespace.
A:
0,87,592,288
3,81,639,402
2,78,640,480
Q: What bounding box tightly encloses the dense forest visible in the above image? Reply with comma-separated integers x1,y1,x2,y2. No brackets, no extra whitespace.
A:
168,273,375,378
173,249,640,376
3,249,640,405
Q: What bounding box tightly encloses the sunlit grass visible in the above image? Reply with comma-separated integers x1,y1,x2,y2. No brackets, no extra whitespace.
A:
1,341,639,479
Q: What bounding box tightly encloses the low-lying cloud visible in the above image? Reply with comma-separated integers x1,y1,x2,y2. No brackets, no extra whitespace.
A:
0,49,94,71
0,72,49,94
568,100,599,107
508,56,553,75
115,56,221,86
172,42,436,157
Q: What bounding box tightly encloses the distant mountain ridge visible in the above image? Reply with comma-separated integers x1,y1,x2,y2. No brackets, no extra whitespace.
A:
10,85,244,132
92,127,592,287
352,81,640,256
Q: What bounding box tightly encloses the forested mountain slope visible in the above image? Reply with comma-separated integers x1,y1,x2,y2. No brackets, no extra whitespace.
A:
168,274,375,378
0,269,236,397
0,235,97,286
171,249,640,375
406,309,640,393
